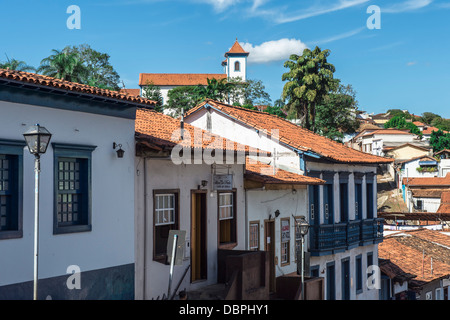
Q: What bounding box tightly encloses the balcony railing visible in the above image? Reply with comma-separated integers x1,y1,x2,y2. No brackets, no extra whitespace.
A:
309,218,384,256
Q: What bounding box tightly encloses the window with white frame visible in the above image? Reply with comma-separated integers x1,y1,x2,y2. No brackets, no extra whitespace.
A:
154,190,179,263
218,191,236,245
249,221,259,251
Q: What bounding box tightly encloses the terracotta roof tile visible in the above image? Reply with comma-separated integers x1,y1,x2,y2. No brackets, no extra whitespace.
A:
411,189,444,198
225,40,249,55
437,191,450,213
422,126,444,135
139,73,227,86
120,88,140,96
397,155,436,164
135,108,268,156
186,100,393,164
403,173,450,187
0,69,155,107
245,159,325,186
379,229,450,287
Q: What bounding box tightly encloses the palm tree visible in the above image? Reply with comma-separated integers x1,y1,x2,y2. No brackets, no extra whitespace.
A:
0,56,35,72
195,78,234,102
37,49,87,83
282,46,337,132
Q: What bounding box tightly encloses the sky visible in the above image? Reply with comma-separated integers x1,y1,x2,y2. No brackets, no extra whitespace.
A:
1,0,450,118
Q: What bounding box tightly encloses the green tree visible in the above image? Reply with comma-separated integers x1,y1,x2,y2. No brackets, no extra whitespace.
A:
282,46,337,132
63,44,121,90
384,115,421,136
265,105,286,118
166,86,203,116
315,84,360,142
37,49,87,83
421,112,441,125
0,56,35,72
430,129,450,153
195,78,233,102
431,117,450,132
227,77,271,106
141,81,163,112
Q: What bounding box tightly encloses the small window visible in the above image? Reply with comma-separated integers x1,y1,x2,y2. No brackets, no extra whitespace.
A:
53,143,96,235
234,61,240,71
249,221,259,251
218,191,237,246
153,190,179,263
356,255,363,294
416,200,423,211
0,139,24,240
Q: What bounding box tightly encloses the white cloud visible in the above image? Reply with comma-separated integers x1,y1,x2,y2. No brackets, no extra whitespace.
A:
249,0,370,24
199,0,242,11
241,38,308,64
312,27,366,45
407,61,417,66
382,0,433,13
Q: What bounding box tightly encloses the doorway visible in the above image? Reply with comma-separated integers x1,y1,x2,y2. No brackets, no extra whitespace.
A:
264,220,275,292
191,191,207,282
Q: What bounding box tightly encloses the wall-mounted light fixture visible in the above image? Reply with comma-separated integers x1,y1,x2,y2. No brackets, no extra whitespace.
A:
274,209,281,218
113,142,125,158
201,180,208,187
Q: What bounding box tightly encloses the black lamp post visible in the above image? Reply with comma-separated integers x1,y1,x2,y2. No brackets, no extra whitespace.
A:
296,216,309,300
23,124,52,300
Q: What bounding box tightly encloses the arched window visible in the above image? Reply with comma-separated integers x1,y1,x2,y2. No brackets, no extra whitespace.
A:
234,61,240,72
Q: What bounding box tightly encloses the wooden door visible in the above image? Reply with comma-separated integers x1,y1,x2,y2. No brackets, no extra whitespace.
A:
191,191,207,282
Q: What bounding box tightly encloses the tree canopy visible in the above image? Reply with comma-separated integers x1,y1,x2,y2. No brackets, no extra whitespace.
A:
430,129,450,153
384,115,421,136
282,46,337,132
38,45,121,90
0,56,35,72
314,84,360,142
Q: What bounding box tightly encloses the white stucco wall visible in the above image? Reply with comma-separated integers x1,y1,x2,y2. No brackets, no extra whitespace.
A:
0,101,135,287
134,158,245,300
246,188,308,277
186,107,301,173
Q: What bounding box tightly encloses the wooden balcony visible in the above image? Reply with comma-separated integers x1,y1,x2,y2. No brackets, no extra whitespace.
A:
309,218,384,256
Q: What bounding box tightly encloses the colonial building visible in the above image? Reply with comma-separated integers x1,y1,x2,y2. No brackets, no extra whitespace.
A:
184,99,393,300
0,68,155,299
138,39,248,107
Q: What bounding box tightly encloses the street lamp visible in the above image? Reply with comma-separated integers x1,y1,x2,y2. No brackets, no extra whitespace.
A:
296,216,309,300
23,124,52,300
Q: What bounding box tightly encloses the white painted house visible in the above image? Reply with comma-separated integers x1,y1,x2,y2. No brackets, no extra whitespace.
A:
134,108,265,300
184,99,394,300
0,69,155,299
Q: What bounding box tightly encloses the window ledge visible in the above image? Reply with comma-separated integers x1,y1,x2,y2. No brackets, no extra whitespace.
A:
219,242,237,250
0,230,23,240
54,224,92,235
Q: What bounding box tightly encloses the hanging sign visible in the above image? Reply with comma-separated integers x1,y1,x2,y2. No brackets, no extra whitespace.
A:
213,174,233,190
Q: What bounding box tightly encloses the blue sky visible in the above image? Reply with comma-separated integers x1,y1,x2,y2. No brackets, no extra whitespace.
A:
2,0,450,118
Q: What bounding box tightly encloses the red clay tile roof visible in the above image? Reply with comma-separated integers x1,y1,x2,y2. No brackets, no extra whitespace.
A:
411,189,444,198
361,128,412,136
245,159,325,186
225,40,249,56
437,191,450,213
397,155,436,164
378,229,450,287
135,108,268,156
413,121,425,127
186,100,393,164
0,68,156,107
422,126,444,135
403,173,450,187
120,88,140,96
139,73,227,86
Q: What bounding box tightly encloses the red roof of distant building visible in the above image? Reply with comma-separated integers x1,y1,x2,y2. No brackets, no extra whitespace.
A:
139,73,227,86
403,173,450,186
120,88,140,96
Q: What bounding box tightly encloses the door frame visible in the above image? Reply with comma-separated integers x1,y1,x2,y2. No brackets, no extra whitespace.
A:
264,219,276,292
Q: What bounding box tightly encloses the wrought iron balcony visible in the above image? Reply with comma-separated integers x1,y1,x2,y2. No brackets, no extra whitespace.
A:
309,218,384,256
